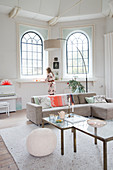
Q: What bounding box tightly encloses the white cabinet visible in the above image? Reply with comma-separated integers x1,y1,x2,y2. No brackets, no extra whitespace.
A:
0,96,17,113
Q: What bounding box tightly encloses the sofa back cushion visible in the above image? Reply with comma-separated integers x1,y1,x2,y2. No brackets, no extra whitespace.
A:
49,95,68,107
78,93,96,104
67,94,79,105
72,94,79,104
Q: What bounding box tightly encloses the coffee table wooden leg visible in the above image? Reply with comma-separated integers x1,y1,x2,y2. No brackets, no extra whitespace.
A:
73,128,76,152
94,127,97,145
61,129,64,155
103,141,107,170
42,120,44,128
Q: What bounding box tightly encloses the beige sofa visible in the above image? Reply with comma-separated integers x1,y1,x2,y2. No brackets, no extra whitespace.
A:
26,93,113,126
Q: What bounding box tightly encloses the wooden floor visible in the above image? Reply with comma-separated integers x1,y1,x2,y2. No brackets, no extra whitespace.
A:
0,109,31,169
0,135,19,170
0,109,31,129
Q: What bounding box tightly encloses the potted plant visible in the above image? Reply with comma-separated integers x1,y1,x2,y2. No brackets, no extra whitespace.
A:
67,79,85,93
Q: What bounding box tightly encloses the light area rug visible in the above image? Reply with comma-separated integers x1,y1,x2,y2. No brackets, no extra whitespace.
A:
0,124,113,170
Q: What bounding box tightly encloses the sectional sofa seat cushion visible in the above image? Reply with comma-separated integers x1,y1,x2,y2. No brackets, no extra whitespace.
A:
78,93,96,104
42,104,91,120
92,103,113,119
42,106,69,118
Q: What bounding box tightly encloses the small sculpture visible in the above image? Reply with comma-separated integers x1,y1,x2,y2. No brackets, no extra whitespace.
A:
58,111,65,119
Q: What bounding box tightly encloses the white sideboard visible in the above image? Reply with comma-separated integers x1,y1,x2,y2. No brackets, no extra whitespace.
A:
0,96,17,113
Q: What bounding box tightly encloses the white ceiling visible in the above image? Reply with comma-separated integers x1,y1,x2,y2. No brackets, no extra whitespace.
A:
0,0,110,22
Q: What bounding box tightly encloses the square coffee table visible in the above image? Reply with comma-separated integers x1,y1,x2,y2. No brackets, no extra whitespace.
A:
42,114,87,155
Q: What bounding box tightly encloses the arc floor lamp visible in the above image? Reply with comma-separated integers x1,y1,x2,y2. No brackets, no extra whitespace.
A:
44,39,88,92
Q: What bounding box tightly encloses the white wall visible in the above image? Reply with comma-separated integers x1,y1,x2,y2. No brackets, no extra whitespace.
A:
0,14,17,79
0,13,109,109
106,18,113,33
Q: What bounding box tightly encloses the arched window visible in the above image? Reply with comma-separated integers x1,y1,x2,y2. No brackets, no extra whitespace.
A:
66,32,89,75
21,31,43,76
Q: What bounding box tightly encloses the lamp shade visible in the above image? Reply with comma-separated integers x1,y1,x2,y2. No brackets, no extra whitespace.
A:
44,39,61,51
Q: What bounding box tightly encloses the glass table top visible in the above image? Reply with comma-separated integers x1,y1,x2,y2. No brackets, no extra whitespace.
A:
43,114,113,141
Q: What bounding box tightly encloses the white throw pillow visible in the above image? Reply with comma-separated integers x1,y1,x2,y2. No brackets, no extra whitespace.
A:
93,95,107,103
38,97,52,109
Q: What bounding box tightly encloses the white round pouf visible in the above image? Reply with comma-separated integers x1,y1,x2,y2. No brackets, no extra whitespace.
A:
26,128,57,157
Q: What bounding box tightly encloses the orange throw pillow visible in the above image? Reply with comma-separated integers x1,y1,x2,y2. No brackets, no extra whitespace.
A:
48,96,63,107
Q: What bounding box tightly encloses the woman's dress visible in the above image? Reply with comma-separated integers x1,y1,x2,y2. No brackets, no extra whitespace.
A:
45,73,56,95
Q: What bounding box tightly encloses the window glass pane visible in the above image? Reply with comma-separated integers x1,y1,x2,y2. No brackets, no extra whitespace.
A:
24,34,30,40
33,60,38,67
78,59,83,66
73,67,77,74
33,45,37,52
33,39,37,44
83,38,88,44
77,43,82,51
38,61,42,67
22,52,27,59
33,67,38,75
84,59,88,65
28,38,32,44
38,46,42,52
68,60,72,67
73,59,77,66
33,53,37,59
73,52,77,59
22,60,27,67
67,52,72,59
30,32,35,39
79,34,85,40
22,68,27,74
28,52,32,59
28,44,32,51
78,67,83,74
28,68,32,74
38,68,42,74
38,53,42,60
28,60,32,67
68,36,75,42
83,51,88,58
22,43,26,51
38,40,41,44
78,52,83,59
72,39,77,45
67,44,73,51
22,37,26,43
83,43,88,50
68,67,72,74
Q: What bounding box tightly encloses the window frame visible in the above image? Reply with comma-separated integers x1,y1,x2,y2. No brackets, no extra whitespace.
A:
20,31,43,77
66,31,89,75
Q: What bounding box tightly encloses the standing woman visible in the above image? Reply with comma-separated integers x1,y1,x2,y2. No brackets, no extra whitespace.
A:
45,67,56,95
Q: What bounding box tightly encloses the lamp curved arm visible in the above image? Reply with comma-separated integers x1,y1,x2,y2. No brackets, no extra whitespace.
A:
76,47,87,76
